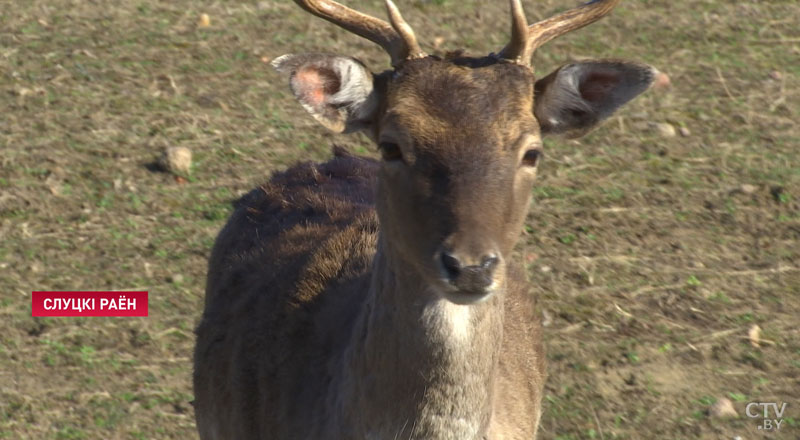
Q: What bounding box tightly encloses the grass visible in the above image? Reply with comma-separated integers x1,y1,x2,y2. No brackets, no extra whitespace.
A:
1,0,799,439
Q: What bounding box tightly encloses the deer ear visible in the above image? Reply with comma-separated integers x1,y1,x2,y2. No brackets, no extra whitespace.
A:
272,54,379,133
534,60,655,138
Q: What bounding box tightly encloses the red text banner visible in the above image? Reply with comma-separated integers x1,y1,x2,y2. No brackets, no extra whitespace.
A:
32,291,148,317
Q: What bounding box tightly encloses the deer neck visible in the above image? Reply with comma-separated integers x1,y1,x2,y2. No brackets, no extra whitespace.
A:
332,237,505,439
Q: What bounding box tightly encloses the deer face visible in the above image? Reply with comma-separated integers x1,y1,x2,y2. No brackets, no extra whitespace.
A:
372,59,539,303
273,0,655,304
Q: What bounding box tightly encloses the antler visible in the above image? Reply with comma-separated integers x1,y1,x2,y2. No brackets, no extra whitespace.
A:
292,0,425,66
501,0,622,67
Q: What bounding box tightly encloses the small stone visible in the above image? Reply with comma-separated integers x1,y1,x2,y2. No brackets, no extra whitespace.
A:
160,146,192,175
539,265,552,273
740,184,757,194
710,398,738,419
679,126,691,137
748,324,760,348
45,174,62,196
768,70,782,81
652,122,676,138
433,36,445,50
541,309,553,327
168,274,184,284
198,13,211,28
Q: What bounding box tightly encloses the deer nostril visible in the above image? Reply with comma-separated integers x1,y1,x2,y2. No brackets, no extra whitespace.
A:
440,251,462,281
481,255,499,271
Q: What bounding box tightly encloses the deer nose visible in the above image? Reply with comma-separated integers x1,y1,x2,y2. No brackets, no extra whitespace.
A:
439,251,499,292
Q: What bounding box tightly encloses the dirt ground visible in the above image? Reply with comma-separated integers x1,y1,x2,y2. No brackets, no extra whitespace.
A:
1,0,798,439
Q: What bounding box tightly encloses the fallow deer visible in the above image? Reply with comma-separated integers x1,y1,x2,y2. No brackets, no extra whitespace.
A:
193,0,655,438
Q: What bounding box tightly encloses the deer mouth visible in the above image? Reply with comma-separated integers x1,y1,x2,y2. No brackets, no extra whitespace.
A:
433,255,503,305
442,286,497,306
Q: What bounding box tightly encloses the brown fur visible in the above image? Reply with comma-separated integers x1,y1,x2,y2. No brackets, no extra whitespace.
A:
194,145,545,439
196,147,380,438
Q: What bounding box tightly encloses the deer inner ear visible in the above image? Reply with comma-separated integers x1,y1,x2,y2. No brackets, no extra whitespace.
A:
293,66,342,107
272,54,378,134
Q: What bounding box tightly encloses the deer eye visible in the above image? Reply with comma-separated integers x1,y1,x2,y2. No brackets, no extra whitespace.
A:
379,142,403,162
522,149,543,167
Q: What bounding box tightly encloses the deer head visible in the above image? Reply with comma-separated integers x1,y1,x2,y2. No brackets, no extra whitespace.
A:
273,0,654,305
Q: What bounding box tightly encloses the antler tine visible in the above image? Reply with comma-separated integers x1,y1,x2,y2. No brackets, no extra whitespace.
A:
385,0,426,60
500,0,622,66
292,0,422,66
502,0,530,65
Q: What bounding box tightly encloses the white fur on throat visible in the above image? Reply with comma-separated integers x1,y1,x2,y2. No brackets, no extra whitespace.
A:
421,295,473,344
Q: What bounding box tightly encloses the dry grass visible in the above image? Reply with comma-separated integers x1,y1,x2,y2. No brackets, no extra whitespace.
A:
1,0,798,439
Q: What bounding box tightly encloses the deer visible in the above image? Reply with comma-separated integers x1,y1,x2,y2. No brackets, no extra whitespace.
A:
193,0,655,438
